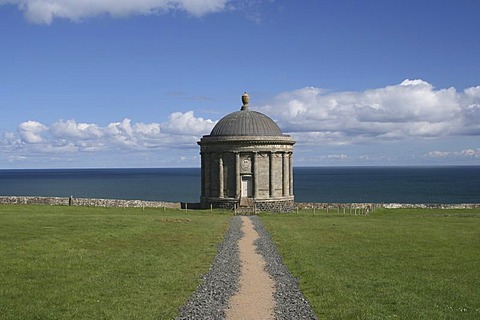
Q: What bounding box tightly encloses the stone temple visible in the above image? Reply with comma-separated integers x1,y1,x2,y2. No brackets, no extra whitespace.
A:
198,93,295,212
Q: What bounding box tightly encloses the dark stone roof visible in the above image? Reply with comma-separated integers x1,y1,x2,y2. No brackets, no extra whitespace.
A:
210,110,283,136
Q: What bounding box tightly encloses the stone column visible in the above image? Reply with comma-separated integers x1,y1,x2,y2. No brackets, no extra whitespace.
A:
282,152,288,197
219,155,224,198
289,152,294,196
253,152,258,199
205,152,211,197
235,152,240,199
269,152,274,198
200,152,205,197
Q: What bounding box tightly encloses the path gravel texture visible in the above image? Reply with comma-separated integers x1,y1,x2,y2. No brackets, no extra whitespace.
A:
176,216,243,320
225,216,275,320
176,215,317,320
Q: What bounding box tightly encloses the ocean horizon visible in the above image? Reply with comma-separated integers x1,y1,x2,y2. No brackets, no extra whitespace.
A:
1,166,479,204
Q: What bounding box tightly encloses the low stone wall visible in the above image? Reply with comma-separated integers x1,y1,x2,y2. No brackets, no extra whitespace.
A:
0,196,180,209
1,196,479,211
295,202,383,215
296,202,480,210
296,202,380,210
381,203,480,209
206,201,237,210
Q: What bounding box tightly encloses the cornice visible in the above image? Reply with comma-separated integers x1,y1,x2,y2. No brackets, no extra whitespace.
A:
198,135,296,146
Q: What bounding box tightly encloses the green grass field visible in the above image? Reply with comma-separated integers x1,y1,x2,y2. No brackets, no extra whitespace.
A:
2,205,480,319
0,205,230,320
260,208,480,320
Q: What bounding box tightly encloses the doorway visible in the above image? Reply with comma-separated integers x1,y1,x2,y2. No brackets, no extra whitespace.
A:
241,175,252,198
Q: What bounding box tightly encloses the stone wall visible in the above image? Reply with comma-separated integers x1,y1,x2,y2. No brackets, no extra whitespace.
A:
296,202,480,210
199,198,296,213
1,196,478,212
381,203,480,209
256,152,270,198
203,200,237,210
272,153,283,197
254,200,295,213
0,196,180,209
224,153,236,198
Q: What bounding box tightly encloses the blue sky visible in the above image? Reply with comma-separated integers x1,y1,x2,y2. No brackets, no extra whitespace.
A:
1,0,479,168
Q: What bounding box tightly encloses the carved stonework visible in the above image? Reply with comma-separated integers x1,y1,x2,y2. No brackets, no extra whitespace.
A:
240,154,252,173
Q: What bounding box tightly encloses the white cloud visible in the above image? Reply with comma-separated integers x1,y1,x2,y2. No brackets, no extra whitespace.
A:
2,80,480,167
162,111,216,135
17,120,48,144
1,131,21,146
426,151,450,158
1,0,230,24
427,148,480,159
4,111,215,156
50,119,103,140
260,80,480,145
460,149,479,158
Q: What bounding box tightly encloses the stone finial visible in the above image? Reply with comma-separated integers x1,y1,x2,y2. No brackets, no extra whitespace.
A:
241,92,250,111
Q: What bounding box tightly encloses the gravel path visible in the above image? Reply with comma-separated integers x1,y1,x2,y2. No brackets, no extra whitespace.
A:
225,216,275,319
176,216,243,320
176,215,317,320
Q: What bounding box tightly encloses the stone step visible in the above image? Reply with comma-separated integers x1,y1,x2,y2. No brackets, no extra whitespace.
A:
234,206,256,215
239,197,254,207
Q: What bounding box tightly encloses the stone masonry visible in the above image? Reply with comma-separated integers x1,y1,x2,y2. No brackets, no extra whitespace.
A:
198,93,295,212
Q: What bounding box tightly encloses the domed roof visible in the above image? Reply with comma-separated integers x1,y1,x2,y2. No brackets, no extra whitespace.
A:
209,93,283,137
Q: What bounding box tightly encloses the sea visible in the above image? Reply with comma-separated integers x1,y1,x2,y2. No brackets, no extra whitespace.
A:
0,166,479,204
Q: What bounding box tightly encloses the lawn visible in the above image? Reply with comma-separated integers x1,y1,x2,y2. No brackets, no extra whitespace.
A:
0,205,231,320
260,208,480,320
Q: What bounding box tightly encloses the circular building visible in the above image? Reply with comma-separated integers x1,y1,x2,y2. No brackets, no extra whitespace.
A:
198,93,295,212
